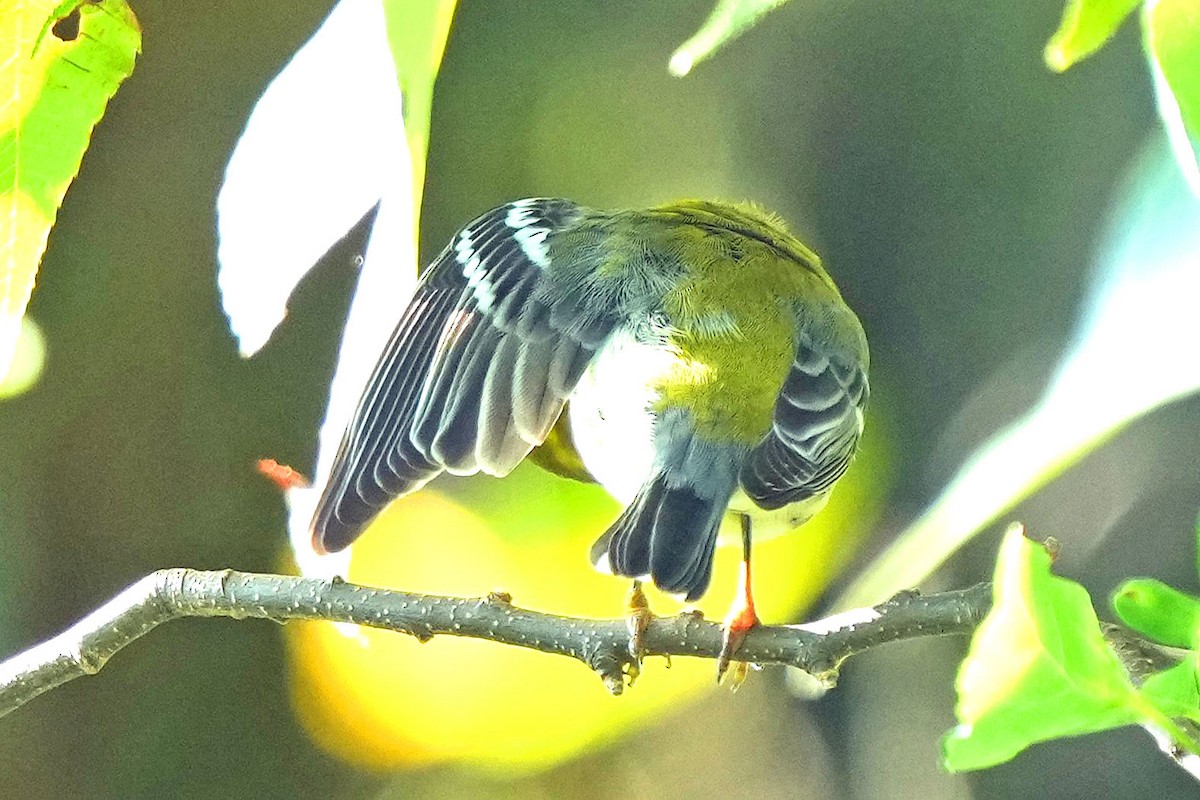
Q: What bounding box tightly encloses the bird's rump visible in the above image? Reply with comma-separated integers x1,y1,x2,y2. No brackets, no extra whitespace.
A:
589,409,744,601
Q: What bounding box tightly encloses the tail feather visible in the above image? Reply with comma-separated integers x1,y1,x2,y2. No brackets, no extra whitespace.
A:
649,484,718,596
590,476,663,578
677,525,718,603
590,471,730,602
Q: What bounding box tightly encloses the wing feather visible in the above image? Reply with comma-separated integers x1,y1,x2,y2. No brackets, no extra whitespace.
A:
740,333,868,511
311,198,624,553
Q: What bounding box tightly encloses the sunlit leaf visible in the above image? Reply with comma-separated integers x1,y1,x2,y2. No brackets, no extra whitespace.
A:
1142,655,1200,722
943,528,1142,771
1043,0,1141,72
670,0,791,76
1143,0,1200,195
837,135,1200,610
0,0,139,382
216,0,411,359
0,315,45,399
380,0,456,230
1113,578,1200,649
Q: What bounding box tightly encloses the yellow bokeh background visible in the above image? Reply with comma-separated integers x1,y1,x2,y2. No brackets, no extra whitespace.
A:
286,420,888,775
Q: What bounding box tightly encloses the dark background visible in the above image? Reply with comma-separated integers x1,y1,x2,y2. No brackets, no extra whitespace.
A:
2,1,1198,797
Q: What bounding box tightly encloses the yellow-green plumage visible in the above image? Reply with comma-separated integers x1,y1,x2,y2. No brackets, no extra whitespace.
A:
566,197,865,520
565,198,868,596
311,196,868,604
616,200,855,445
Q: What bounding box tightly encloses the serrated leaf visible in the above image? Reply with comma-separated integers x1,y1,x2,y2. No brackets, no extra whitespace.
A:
1142,655,1200,721
943,527,1142,771
836,135,1200,611
1113,578,1200,648
1144,0,1200,195
0,0,139,382
1044,0,1141,72
669,0,791,76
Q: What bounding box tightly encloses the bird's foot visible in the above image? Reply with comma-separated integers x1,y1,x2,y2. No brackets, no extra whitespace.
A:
625,580,654,684
717,596,760,690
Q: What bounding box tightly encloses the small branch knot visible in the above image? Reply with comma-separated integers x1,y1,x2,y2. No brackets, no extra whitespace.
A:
73,644,105,675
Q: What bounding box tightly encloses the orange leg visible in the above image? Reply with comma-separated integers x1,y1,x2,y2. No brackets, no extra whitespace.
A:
717,514,760,687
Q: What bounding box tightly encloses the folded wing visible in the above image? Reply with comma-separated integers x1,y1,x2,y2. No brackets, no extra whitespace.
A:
739,329,869,511
312,198,621,553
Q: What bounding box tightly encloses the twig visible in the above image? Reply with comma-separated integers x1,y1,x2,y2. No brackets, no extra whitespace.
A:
1104,624,1200,780
0,569,993,719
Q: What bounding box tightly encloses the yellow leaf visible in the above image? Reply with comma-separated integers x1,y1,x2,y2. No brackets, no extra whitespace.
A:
0,0,140,380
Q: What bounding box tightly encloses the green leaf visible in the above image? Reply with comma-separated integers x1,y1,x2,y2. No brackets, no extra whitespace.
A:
0,0,140,382
1113,578,1200,648
669,0,791,77
1044,0,1141,72
380,0,457,229
1144,0,1200,194
1142,656,1200,722
943,527,1142,771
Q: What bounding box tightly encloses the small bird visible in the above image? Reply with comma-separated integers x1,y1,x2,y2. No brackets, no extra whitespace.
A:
310,198,869,679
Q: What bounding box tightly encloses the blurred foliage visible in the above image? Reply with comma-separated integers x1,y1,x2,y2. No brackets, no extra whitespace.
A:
215,0,416,360
1142,657,1200,721
679,0,1200,190
1113,577,1200,649
944,526,1200,771
0,0,139,383
380,0,456,227
837,131,1200,610
1042,0,1200,188
1143,0,1200,193
1044,0,1142,70
0,316,45,399
670,0,791,76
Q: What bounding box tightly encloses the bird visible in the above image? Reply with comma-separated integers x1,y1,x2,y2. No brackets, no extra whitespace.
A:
309,197,870,681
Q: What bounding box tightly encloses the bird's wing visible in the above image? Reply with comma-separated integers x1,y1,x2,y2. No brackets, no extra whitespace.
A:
739,328,869,511
311,198,622,553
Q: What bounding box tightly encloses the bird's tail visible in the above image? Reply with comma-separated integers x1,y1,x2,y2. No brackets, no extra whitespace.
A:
589,470,734,602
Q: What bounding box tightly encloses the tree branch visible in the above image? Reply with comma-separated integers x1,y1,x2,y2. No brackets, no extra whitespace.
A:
0,569,993,718
1104,624,1200,780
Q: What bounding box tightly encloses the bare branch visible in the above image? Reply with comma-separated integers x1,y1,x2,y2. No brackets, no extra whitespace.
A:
0,569,993,719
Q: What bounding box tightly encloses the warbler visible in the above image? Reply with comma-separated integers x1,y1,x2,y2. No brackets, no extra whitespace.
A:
310,198,869,678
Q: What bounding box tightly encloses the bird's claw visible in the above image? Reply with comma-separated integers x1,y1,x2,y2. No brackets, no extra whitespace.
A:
626,581,653,673
716,602,760,689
